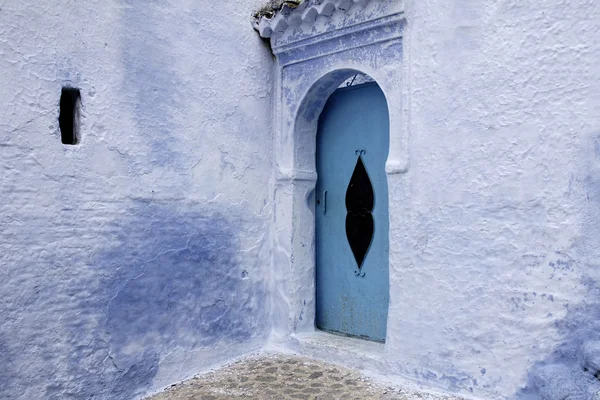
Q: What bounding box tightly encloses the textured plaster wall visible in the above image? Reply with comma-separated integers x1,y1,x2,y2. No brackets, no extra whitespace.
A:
0,1,274,399
398,0,600,397
3,0,600,399
261,1,600,399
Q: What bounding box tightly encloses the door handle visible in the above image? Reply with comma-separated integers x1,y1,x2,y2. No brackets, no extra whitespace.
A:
323,190,327,215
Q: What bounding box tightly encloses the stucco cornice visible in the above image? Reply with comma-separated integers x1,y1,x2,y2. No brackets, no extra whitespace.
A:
252,0,373,40
274,11,404,65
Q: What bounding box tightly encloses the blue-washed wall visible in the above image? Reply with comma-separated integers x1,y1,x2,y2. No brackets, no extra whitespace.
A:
266,1,600,398
0,0,273,398
397,0,600,398
514,135,600,399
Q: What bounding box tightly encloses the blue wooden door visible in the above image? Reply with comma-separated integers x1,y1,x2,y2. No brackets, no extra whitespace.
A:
315,83,390,342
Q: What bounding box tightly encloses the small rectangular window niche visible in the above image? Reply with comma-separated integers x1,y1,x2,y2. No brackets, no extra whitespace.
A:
59,87,81,145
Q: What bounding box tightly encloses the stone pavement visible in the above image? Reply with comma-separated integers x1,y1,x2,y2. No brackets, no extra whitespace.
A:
147,354,465,400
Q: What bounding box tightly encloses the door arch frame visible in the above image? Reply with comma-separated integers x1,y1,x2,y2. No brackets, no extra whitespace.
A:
314,77,391,342
267,3,409,350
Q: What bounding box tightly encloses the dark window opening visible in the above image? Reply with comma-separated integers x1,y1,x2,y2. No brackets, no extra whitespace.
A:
59,87,81,145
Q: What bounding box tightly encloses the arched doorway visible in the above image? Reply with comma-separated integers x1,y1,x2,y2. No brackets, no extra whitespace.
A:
315,79,390,342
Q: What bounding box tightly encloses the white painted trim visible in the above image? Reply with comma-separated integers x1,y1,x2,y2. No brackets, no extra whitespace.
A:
272,11,404,55
269,0,408,358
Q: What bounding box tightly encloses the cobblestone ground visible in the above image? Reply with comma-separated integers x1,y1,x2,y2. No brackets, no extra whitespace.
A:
147,354,465,400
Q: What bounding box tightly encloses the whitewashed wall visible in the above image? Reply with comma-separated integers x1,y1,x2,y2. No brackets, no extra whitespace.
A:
0,1,274,398
394,0,600,398
256,0,600,399
2,0,600,399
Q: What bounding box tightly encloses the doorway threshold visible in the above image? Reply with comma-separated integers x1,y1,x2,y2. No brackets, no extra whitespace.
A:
289,330,387,375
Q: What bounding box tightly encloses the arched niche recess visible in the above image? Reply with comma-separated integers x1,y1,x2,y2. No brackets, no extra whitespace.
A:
254,0,408,344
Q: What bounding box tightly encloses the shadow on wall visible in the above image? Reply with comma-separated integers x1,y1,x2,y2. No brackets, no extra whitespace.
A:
69,201,266,399
0,200,266,400
517,136,600,400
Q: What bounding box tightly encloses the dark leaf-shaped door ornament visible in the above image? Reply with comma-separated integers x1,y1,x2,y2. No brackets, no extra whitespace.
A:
345,152,374,273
